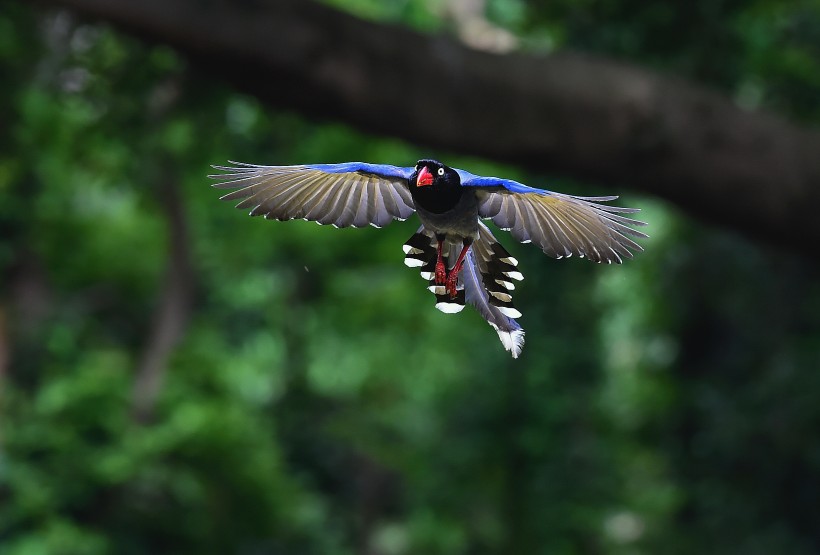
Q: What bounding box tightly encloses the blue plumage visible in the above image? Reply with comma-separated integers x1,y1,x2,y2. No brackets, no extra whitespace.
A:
307,162,414,179
456,170,550,195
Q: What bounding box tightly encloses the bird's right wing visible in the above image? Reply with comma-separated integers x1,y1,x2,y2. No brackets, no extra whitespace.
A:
210,162,416,228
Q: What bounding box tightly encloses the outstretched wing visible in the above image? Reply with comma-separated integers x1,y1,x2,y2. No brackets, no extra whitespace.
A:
210,162,416,228
458,171,647,264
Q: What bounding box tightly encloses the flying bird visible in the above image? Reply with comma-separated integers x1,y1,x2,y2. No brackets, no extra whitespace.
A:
211,160,647,358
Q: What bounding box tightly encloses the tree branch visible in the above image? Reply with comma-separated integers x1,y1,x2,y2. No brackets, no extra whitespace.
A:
39,0,820,249
131,174,193,423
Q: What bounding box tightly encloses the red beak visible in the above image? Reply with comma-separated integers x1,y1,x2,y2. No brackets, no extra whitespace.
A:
416,166,434,187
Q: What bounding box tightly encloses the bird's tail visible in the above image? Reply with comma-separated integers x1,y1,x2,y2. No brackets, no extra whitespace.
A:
464,223,525,358
402,223,525,358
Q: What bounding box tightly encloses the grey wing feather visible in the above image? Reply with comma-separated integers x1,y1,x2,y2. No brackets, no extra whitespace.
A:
478,190,647,264
211,163,415,228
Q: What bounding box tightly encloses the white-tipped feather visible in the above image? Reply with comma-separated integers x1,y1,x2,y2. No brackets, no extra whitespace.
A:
489,323,525,359
435,302,465,314
495,279,515,290
497,306,523,319
403,258,425,268
489,291,513,303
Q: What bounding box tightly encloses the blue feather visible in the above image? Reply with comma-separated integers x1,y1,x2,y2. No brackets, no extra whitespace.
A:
456,169,549,195
307,162,414,179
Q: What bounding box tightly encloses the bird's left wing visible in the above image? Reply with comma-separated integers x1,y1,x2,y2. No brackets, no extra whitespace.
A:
458,170,648,264
210,162,416,228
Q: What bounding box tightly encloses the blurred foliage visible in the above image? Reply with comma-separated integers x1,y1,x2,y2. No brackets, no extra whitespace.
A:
2,0,820,554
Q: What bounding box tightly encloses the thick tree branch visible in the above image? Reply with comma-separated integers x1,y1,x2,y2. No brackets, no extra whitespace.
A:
40,0,820,248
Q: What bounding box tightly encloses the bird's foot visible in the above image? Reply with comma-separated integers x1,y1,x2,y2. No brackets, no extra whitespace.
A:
445,270,459,298
445,241,470,298
435,259,447,285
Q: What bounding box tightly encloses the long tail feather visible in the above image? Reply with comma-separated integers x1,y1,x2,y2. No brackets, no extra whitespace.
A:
463,226,525,358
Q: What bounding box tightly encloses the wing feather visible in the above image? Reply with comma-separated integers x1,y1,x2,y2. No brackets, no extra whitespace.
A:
350,175,371,228
478,190,647,264
307,176,348,225
332,177,360,228
393,185,416,219
263,172,323,218
510,194,532,243
368,181,391,228
233,172,304,210
210,162,415,228
530,202,564,257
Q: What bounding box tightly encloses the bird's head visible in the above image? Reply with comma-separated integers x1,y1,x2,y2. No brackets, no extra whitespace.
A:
412,160,460,190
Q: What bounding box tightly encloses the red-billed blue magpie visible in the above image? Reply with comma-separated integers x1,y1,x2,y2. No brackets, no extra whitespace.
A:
211,160,646,358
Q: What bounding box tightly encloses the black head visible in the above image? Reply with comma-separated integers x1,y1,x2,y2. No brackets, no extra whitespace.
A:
409,159,464,214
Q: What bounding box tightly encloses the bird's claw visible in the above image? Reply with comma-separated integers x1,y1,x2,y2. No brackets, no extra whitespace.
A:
445,271,459,298
435,260,447,285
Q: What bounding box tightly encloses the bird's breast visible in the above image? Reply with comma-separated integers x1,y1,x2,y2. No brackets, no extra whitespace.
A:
414,190,480,238
410,183,466,214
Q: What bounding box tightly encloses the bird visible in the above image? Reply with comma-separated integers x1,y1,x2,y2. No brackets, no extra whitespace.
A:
210,159,647,358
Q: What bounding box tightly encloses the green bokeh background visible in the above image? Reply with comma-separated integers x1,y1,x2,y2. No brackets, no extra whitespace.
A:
2,1,819,554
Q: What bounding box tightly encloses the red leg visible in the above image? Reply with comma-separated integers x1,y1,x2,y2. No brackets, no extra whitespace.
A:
445,240,472,298
434,238,447,285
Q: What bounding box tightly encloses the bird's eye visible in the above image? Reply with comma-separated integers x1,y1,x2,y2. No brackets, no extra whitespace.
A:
437,168,445,176
415,164,420,171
